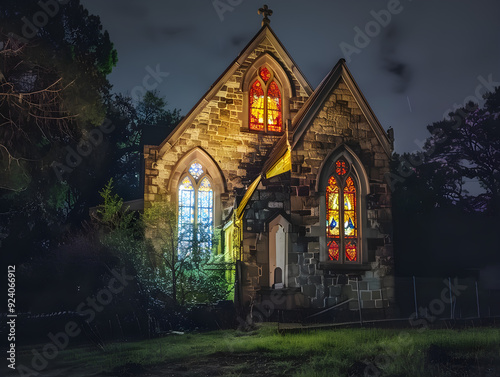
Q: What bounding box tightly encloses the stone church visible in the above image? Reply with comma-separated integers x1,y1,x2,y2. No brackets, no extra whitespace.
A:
144,7,395,314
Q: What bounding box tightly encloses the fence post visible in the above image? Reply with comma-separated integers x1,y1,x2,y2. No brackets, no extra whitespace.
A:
357,277,363,325
148,314,151,339
413,276,418,319
475,281,480,318
448,277,453,319
116,314,124,339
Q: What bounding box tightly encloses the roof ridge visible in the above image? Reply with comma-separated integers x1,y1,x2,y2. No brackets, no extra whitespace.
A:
291,59,393,156
147,25,313,157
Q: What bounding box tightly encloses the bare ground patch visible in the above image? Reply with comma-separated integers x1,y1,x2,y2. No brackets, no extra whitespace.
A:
100,352,301,377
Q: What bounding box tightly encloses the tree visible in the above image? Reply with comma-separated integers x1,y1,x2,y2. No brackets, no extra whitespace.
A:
90,180,228,308
91,179,165,314
390,88,500,276
142,201,229,306
0,0,117,185
136,90,181,128
0,0,117,264
423,88,500,213
103,91,182,200
389,87,500,214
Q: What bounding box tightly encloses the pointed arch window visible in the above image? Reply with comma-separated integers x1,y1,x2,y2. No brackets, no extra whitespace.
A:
326,158,358,262
249,66,282,133
178,163,214,256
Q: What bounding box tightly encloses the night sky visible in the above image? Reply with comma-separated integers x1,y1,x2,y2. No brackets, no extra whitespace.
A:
80,0,500,153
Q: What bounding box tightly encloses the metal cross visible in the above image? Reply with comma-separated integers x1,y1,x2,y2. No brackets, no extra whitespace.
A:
258,5,273,26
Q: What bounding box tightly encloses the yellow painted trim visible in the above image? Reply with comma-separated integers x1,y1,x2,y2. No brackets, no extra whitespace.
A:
236,175,262,219
265,148,291,179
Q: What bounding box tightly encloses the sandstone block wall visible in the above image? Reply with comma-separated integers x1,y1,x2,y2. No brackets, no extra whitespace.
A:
286,80,395,309
144,36,310,223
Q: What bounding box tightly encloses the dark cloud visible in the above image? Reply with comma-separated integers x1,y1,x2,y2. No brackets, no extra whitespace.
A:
114,3,149,18
380,24,412,93
160,26,192,37
385,60,411,93
230,34,247,48
141,25,194,42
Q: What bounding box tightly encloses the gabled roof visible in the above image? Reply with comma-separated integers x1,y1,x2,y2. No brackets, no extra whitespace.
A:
262,130,289,174
148,24,313,156
260,59,393,175
291,59,393,157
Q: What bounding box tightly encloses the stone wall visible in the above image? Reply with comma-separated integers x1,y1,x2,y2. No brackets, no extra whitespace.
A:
287,80,395,310
241,174,291,287
144,36,310,224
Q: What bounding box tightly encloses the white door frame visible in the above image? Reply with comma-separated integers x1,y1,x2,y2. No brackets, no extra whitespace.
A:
268,215,290,287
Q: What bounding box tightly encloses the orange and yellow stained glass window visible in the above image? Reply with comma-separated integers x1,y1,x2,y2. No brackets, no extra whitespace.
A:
343,177,357,261
336,159,348,176
249,67,282,132
326,160,358,262
259,67,271,82
326,176,340,260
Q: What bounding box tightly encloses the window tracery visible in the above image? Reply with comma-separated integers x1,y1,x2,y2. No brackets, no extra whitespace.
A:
178,163,213,256
249,66,282,132
326,160,358,262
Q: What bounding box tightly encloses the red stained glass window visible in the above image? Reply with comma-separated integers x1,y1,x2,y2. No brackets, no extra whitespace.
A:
259,67,271,82
343,177,357,238
326,176,340,261
267,81,282,132
328,240,339,261
249,67,282,133
326,176,340,238
336,159,347,176
250,80,265,131
346,241,357,262
326,160,358,263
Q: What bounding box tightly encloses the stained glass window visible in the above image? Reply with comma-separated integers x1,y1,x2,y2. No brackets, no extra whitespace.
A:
326,176,340,238
178,166,213,256
189,162,203,180
259,67,271,82
326,159,358,262
344,177,357,236
336,159,348,176
249,67,282,133
250,80,265,131
178,176,195,256
267,81,282,132
328,240,339,261
346,240,357,262
197,177,213,253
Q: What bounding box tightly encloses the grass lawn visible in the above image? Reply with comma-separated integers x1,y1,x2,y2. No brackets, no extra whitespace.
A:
14,324,500,377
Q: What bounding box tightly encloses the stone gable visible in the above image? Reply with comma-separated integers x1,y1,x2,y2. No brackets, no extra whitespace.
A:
144,36,310,220
291,79,390,204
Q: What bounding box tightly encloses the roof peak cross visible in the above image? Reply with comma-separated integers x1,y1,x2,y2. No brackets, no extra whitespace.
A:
258,5,273,27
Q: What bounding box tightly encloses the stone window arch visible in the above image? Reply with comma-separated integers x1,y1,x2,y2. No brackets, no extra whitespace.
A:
241,53,292,133
249,66,282,132
317,146,370,266
177,169,214,256
168,148,226,254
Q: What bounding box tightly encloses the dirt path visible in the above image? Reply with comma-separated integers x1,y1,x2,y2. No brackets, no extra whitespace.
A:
7,353,300,377
104,353,300,377
10,345,500,377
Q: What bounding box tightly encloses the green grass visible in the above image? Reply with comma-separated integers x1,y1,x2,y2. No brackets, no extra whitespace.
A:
17,324,500,377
